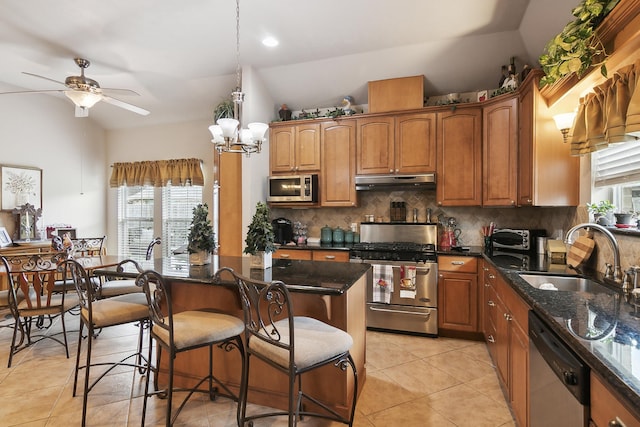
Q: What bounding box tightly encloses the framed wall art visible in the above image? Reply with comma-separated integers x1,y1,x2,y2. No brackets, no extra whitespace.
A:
1,165,42,211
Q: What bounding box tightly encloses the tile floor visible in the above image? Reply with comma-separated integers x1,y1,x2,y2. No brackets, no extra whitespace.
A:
0,311,516,426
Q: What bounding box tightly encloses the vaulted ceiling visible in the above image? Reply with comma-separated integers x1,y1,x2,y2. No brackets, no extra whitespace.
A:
0,0,577,130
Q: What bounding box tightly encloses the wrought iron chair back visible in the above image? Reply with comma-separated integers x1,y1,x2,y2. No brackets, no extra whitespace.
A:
70,236,106,256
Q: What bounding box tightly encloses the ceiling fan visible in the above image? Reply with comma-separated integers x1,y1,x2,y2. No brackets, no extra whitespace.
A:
0,57,150,117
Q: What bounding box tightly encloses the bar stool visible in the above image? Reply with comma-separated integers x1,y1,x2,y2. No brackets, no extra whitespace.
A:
214,267,358,427
137,269,245,427
60,258,151,427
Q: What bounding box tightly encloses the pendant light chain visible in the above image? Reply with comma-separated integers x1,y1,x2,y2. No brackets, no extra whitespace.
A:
235,0,241,91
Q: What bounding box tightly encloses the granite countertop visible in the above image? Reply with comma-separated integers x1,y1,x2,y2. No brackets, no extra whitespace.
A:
92,254,370,296
485,252,640,412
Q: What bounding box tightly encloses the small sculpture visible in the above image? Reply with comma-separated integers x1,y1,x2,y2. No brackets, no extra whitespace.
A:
278,104,292,121
51,235,63,251
341,96,356,115
62,232,75,256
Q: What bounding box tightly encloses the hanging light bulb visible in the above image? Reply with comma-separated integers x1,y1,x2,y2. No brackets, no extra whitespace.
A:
209,0,268,155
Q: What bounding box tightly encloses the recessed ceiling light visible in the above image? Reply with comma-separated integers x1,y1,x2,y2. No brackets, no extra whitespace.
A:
262,36,279,47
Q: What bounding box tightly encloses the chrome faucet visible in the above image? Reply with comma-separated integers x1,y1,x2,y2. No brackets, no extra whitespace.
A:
565,223,623,283
146,237,162,260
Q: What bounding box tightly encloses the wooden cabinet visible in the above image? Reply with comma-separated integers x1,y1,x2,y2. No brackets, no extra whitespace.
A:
395,112,436,173
436,107,482,206
517,71,579,207
591,372,640,427
482,260,530,427
321,120,357,207
273,248,349,263
482,96,518,207
356,116,394,174
356,112,436,175
438,256,479,332
270,123,321,174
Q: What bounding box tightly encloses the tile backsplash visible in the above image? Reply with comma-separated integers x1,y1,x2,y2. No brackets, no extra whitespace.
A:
271,190,577,246
271,189,640,273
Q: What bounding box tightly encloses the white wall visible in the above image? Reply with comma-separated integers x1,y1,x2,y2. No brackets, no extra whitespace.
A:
0,94,107,240
240,66,275,250
104,119,214,255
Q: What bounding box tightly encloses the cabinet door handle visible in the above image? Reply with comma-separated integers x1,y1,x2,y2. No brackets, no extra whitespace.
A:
609,417,627,427
485,283,490,287
488,274,495,279
280,254,290,258
488,301,496,307
504,313,513,321
451,261,465,265
487,335,495,343
324,255,336,260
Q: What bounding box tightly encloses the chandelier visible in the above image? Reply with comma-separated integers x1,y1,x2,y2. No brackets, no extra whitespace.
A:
209,0,268,155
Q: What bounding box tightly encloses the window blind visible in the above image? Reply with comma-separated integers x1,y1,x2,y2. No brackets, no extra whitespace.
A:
593,140,640,187
162,185,204,257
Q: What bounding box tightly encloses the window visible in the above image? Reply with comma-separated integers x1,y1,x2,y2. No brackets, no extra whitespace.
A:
117,184,203,261
592,140,640,213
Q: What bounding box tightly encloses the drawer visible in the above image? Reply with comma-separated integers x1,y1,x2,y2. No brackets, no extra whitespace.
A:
273,249,312,260
438,255,478,273
591,372,640,427
312,250,350,262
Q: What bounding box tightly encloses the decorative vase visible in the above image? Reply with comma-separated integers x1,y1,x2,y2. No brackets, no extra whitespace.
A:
189,250,211,266
250,251,272,269
15,192,29,207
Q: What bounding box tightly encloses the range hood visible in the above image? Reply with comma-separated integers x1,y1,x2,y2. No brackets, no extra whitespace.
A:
355,173,436,191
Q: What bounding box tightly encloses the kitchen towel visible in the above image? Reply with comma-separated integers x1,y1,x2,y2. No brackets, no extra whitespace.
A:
372,264,393,304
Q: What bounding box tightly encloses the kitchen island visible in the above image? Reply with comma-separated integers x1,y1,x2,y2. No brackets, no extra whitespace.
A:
94,255,370,418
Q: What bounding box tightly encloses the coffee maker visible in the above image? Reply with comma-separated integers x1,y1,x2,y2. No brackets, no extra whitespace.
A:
272,217,294,244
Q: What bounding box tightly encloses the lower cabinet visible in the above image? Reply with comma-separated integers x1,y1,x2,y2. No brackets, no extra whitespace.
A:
438,256,479,332
482,259,530,427
591,372,640,427
273,248,349,262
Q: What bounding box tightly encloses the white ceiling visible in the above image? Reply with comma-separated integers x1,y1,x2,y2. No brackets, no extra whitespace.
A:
0,0,577,130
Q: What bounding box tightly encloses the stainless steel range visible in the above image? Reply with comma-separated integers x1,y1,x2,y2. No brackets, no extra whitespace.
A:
350,223,438,336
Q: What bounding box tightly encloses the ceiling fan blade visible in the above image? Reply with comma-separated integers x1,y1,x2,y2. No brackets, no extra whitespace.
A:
102,95,150,116
0,89,65,95
22,72,67,87
101,87,141,96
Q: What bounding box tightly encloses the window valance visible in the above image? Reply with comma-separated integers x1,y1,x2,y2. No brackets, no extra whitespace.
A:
109,158,204,187
571,59,640,155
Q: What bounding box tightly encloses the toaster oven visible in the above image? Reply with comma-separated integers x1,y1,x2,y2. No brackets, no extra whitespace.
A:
491,228,547,252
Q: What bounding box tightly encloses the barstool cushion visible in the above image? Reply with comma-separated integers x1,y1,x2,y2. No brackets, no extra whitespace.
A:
84,293,149,328
249,316,353,370
152,310,245,350
100,279,143,298
17,293,79,316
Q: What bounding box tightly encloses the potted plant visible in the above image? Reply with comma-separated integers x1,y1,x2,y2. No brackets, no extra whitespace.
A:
539,0,619,87
586,200,615,225
187,203,216,265
213,98,235,121
244,201,276,269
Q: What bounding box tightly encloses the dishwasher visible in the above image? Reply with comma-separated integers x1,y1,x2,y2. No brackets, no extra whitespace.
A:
528,311,590,427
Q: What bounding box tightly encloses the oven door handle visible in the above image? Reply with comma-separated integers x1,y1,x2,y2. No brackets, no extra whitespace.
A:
368,306,432,317
391,266,432,275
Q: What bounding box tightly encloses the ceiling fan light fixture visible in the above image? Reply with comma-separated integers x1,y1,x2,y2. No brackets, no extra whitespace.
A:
64,90,102,108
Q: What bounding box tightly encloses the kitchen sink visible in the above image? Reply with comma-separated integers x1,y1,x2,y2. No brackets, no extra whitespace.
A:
518,273,613,293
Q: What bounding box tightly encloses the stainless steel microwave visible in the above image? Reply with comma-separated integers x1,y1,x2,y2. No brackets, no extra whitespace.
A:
267,174,318,203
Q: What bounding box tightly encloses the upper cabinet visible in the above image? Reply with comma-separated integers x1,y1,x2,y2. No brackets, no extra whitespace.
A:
436,107,482,206
270,123,321,174
396,112,437,173
356,116,394,174
356,112,436,175
518,71,578,206
483,96,518,207
321,120,357,207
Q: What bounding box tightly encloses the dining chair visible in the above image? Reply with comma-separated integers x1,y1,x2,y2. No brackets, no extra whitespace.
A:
213,267,358,427
60,258,151,427
98,238,161,298
137,268,246,427
70,236,107,256
1,253,79,368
